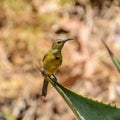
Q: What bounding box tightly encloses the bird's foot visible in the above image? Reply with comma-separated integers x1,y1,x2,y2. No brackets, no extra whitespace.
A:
41,70,47,77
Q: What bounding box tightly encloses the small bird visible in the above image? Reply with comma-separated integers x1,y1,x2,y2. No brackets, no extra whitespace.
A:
42,38,73,97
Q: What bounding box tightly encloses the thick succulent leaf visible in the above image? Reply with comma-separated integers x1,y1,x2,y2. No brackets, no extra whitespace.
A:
49,79,120,120
35,64,120,120
102,40,120,73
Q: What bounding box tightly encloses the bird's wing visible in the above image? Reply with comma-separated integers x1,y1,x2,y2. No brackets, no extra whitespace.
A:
42,53,48,62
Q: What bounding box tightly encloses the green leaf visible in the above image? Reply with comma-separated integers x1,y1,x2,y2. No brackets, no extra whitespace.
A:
35,64,120,120
102,40,120,73
49,79,120,120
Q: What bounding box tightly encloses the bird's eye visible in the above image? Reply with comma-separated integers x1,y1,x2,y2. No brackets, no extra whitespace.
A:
57,41,61,44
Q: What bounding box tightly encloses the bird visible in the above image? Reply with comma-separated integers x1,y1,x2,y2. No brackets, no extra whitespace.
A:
41,38,73,97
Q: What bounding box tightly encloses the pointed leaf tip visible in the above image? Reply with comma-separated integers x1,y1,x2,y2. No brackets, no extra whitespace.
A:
102,40,120,73
102,40,114,57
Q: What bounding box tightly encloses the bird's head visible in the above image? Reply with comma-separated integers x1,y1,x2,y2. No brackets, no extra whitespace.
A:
52,38,73,50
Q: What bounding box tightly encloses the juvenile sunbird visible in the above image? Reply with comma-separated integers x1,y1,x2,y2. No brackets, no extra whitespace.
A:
42,38,73,97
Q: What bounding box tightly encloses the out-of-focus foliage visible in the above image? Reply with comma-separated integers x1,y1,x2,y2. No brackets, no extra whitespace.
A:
0,0,120,120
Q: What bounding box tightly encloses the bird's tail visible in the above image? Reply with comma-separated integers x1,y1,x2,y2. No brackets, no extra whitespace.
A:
42,78,49,97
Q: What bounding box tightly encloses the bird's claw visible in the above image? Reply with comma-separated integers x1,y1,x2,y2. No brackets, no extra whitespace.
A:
41,70,47,77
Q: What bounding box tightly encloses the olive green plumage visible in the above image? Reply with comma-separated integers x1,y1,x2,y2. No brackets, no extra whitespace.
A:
42,39,73,97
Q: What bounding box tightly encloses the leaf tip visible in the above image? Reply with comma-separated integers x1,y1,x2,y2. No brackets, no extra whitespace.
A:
101,40,114,57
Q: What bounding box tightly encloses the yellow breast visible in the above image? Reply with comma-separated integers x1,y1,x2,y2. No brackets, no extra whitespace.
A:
42,51,62,75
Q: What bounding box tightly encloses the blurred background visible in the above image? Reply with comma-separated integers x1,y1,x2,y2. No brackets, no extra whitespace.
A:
0,0,120,120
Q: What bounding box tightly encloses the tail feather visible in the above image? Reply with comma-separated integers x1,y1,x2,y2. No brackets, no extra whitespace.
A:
42,78,49,97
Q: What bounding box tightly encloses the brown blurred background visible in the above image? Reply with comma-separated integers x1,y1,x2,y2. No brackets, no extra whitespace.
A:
0,0,120,120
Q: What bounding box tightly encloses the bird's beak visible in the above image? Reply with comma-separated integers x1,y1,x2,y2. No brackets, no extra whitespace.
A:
64,38,74,42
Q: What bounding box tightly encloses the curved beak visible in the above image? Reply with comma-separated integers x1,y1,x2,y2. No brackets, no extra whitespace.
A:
64,38,74,42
